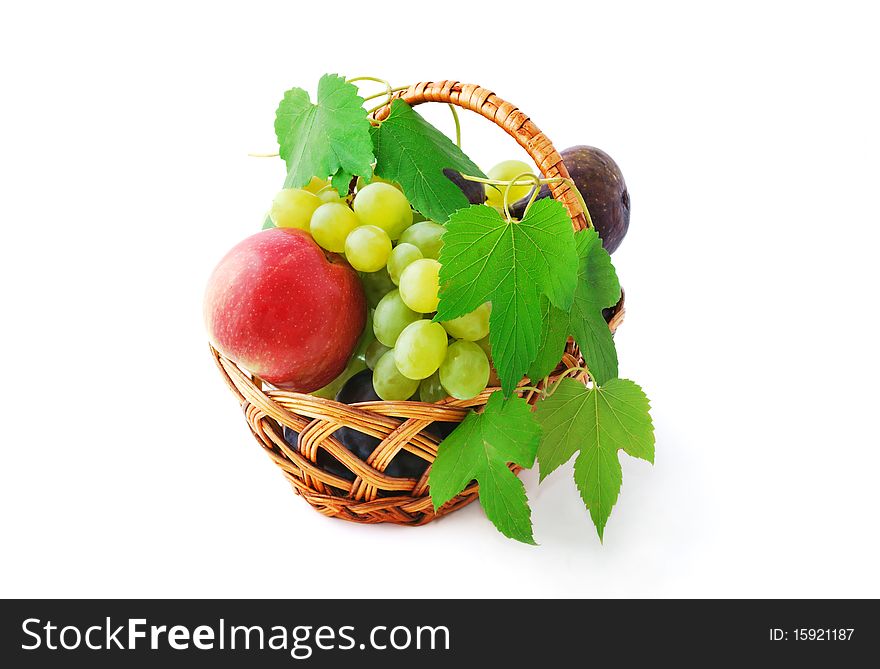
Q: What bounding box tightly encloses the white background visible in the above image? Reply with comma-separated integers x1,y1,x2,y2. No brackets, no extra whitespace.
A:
1,1,878,598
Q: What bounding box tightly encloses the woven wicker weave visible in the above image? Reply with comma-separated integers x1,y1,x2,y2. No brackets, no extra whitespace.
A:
211,81,625,526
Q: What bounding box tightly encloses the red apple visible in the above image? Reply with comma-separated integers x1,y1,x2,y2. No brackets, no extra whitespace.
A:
204,228,366,392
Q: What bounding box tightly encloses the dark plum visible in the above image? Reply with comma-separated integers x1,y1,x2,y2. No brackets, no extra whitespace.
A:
425,420,459,441
510,145,630,253
335,368,381,405
281,371,460,486
444,168,486,205
334,370,429,480
333,369,382,461
282,425,355,482
384,450,429,479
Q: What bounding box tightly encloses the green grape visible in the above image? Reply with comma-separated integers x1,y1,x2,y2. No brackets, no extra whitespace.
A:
354,309,374,363
360,268,395,308
419,370,447,403
356,175,402,192
387,243,423,285
485,160,534,208
311,356,367,399
394,320,448,380
269,188,322,231
398,221,446,259
310,202,361,253
475,336,502,387
353,182,413,240
475,336,492,357
442,302,491,340
373,350,419,401
365,340,391,370
398,258,441,313
317,189,343,204
304,176,330,194
344,225,392,272
439,340,490,400
373,289,421,347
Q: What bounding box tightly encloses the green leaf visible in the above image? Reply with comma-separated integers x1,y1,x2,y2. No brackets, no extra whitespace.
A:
274,74,374,194
527,298,570,381
534,377,654,540
436,199,579,395
330,170,354,195
428,392,541,544
371,100,486,222
527,228,621,384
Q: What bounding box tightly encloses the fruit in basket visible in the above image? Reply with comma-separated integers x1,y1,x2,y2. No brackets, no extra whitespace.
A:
443,168,486,205
441,303,491,341
356,175,402,192
373,290,422,347
310,356,367,400
360,268,396,308
317,189,343,204
283,426,355,483
397,221,446,260
387,243,423,285
269,188,322,230
509,145,630,253
485,160,534,208
439,340,490,400
335,368,381,405
475,336,502,387
353,182,413,240
603,305,617,324
310,202,361,252
204,228,366,392
333,370,441,481
310,310,373,399
332,368,382,461
419,371,447,403
365,340,391,370
304,176,330,194
398,258,441,312
394,320,448,380
344,225,392,272
383,450,430,480
425,420,458,441
372,350,419,401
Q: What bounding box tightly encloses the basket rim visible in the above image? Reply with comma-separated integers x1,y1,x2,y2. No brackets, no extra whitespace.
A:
210,291,624,416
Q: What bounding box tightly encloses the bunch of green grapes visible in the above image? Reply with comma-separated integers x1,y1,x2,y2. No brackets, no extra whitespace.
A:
268,178,412,271
268,166,525,403
355,188,496,402
370,271,495,402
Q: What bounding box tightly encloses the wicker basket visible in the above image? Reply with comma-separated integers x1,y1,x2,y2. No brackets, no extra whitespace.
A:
211,81,625,525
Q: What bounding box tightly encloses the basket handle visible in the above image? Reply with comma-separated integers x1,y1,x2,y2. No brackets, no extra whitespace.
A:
371,81,587,231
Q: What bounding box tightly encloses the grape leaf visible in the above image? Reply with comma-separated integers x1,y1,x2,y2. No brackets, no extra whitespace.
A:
371,100,486,223
429,392,541,544
527,298,571,381
534,377,654,540
330,170,354,195
527,228,621,385
274,74,373,194
436,199,579,395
